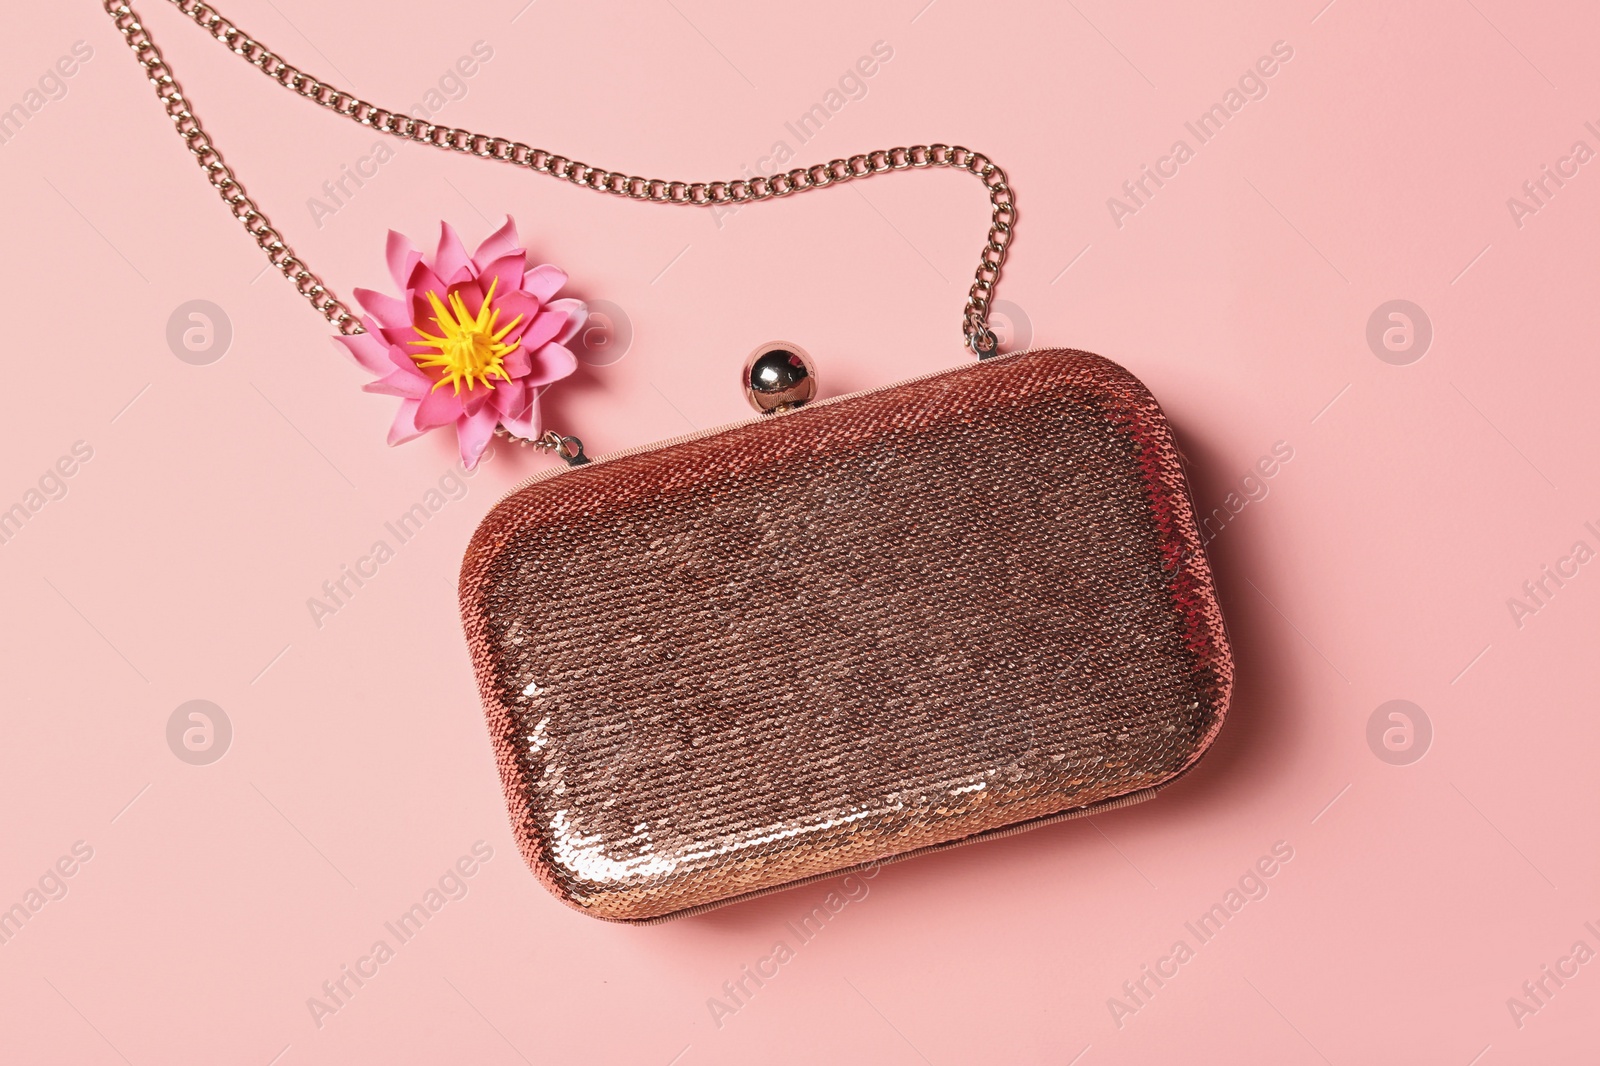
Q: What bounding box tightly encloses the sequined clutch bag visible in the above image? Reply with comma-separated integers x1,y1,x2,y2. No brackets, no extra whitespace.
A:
459,347,1233,922
105,0,1233,924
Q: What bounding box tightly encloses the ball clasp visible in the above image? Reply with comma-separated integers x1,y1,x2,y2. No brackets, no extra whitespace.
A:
742,342,817,414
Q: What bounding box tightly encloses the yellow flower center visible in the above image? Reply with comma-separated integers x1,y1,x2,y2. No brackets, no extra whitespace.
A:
407,276,524,394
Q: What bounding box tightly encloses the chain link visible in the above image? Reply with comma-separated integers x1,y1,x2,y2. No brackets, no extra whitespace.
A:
105,0,1016,353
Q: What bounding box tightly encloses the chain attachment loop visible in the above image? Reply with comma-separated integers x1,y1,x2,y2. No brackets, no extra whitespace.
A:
492,427,589,465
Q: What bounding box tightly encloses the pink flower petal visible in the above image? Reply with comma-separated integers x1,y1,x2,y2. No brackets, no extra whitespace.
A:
497,384,542,439
386,230,422,290
380,324,420,350
477,254,526,304
456,404,499,469
387,399,426,445
546,298,589,346
334,329,392,375
502,348,531,377
525,342,579,387
354,287,412,331
415,386,465,429
493,292,541,341
523,263,568,303
387,345,419,372
409,289,443,334
490,377,526,417
436,222,473,284
473,216,521,267
460,384,494,416
514,309,567,354
363,367,431,399
406,262,448,300
448,278,488,319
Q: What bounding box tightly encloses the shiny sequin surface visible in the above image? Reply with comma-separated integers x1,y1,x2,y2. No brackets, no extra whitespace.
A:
459,349,1233,922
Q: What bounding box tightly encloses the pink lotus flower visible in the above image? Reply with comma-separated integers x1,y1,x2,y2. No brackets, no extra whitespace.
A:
336,217,586,468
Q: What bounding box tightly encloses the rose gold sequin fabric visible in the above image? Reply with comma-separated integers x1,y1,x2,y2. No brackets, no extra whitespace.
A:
459,349,1232,922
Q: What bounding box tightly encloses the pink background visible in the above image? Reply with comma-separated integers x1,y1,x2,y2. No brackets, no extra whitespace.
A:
4,0,1598,1062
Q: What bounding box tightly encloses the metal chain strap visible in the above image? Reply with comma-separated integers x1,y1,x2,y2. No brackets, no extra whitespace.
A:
103,0,357,330
103,0,1016,353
